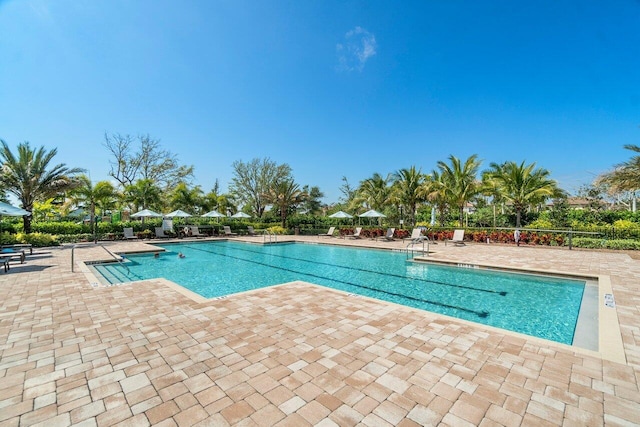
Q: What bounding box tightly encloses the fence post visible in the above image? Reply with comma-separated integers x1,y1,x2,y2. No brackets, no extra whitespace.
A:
568,231,573,250
71,245,76,272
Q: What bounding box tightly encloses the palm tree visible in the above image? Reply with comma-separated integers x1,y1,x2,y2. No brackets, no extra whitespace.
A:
480,168,506,228
265,179,307,228
124,179,162,212
484,161,564,227
355,173,393,212
597,145,640,208
437,155,482,227
68,175,117,241
0,140,84,232
170,183,204,213
392,166,426,226
422,171,448,226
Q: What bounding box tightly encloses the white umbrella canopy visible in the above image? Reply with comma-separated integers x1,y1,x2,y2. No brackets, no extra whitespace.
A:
131,209,163,218
358,209,386,218
358,209,386,226
231,212,251,218
201,210,226,218
164,209,192,218
328,210,353,219
0,201,30,216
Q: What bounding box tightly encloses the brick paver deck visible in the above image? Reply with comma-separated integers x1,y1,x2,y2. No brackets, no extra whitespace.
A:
1,236,639,426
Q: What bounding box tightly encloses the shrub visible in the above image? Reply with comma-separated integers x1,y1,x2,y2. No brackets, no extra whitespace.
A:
525,218,554,230
572,237,640,250
16,232,59,247
56,234,93,243
0,232,18,245
266,225,287,235
612,219,638,230
31,221,88,235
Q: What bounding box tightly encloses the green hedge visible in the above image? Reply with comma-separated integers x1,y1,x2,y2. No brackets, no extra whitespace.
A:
571,237,640,250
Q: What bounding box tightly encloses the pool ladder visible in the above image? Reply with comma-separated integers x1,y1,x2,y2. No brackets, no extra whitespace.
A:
263,231,277,244
405,239,428,259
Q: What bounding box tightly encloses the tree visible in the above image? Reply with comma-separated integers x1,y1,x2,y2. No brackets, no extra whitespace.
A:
0,140,84,232
301,185,324,214
170,183,204,213
104,133,194,189
598,145,640,192
597,145,640,212
229,158,292,218
481,167,508,228
422,171,449,227
265,178,307,227
392,166,426,226
484,161,564,227
437,155,482,227
124,179,162,212
355,173,393,212
68,175,117,241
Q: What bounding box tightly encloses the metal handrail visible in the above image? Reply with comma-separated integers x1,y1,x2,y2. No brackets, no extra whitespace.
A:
263,231,277,244
100,244,130,275
405,239,428,259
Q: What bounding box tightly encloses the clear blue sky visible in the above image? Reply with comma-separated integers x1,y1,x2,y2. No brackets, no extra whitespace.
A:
1,0,639,203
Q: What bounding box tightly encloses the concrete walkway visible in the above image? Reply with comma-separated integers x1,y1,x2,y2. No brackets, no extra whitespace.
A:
0,237,638,426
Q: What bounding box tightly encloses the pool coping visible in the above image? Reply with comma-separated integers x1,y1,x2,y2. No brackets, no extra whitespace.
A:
81,240,626,365
409,257,625,364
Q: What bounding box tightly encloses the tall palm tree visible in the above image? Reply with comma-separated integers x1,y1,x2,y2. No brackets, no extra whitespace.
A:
422,171,448,226
68,175,117,241
124,179,162,212
265,179,307,228
170,183,204,213
0,140,84,232
437,154,482,227
392,166,426,226
597,144,640,193
355,173,393,212
484,161,564,227
480,168,506,228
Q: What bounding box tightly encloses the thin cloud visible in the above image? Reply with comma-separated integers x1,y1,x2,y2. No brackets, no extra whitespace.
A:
336,26,377,72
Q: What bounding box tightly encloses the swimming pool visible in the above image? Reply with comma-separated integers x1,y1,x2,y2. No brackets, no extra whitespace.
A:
92,241,587,345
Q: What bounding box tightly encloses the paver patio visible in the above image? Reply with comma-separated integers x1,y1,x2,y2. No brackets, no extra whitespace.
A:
1,236,639,426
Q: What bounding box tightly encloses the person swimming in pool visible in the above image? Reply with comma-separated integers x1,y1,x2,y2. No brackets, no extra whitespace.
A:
178,252,185,258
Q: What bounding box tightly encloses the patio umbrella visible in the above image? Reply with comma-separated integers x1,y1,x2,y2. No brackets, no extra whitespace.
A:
358,209,386,226
164,209,192,218
202,210,226,224
328,210,353,219
201,210,226,218
359,209,386,218
231,212,251,219
0,201,30,216
131,208,162,224
131,209,163,218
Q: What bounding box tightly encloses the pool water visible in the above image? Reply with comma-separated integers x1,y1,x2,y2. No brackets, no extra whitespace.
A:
93,241,586,345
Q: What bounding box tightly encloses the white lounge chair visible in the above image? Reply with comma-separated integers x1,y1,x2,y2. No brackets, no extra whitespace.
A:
123,227,138,240
379,228,395,241
446,229,466,246
223,226,238,237
344,227,362,239
318,226,336,238
247,226,260,236
405,228,425,243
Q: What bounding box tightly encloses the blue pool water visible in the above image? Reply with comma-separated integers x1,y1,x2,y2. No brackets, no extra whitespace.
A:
93,241,585,344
